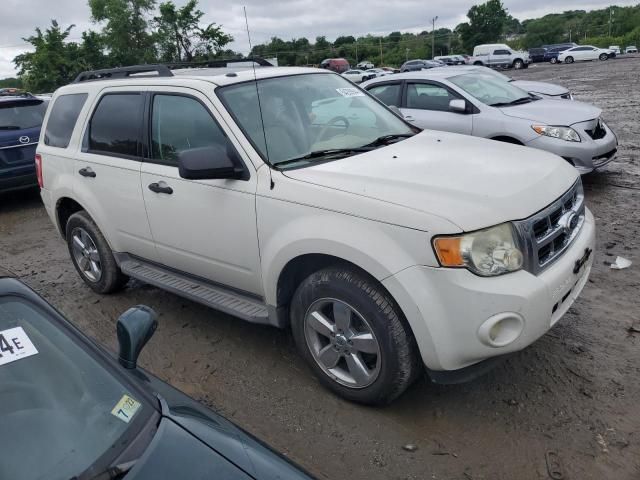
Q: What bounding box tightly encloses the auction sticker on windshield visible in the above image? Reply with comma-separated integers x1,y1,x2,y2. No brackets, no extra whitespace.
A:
111,394,142,423
0,327,38,366
336,87,365,97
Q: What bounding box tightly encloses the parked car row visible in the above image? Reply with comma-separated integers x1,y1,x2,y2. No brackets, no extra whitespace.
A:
528,42,632,64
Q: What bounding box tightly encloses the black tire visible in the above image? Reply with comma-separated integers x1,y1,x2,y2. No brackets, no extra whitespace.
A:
599,53,608,61
565,56,574,64
513,59,524,69
65,210,129,294
550,57,558,64
290,266,421,405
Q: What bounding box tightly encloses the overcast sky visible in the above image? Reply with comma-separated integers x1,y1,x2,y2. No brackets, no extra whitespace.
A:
1,0,635,78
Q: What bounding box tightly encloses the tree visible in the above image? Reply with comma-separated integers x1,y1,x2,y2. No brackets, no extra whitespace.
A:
154,0,232,62
459,0,509,52
89,0,157,66
13,20,79,92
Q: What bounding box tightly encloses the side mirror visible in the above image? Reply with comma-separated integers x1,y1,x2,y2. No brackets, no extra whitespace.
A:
449,99,467,113
178,145,243,180
117,305,158,369
388,105,404,118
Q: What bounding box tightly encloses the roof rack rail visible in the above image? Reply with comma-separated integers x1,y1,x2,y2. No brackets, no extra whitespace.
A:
165,57,275,69
73,64,174,83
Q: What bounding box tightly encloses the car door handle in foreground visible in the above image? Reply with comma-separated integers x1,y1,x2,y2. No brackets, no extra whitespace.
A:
78,167,96,178
148,182,173,195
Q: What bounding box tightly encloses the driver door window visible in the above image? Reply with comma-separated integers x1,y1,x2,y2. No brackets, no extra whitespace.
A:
401,82,472,135
140,90,262,294
151,94,228,165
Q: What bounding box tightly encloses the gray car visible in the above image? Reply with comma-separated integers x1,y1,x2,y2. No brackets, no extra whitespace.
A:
445,65,573,99
362,69,617,173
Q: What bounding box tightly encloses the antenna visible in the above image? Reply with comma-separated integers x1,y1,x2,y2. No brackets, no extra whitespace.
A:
244,6,274,190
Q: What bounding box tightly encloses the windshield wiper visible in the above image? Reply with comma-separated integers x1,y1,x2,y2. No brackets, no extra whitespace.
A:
490,97,533,107
274,147,372,167
361,133,415,147
70,459,137,480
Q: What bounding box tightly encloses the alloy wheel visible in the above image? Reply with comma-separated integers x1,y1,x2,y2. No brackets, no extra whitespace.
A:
71,227,102,282
304,298,381,388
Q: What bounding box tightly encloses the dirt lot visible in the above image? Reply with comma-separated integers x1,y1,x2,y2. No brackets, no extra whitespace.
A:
1,56,639,480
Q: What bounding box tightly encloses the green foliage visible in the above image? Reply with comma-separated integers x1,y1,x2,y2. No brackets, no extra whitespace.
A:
0,78,23,89
13,21,79,92
89,0,157,65
520,5,640,47
457,0,509,52
154,0,233,62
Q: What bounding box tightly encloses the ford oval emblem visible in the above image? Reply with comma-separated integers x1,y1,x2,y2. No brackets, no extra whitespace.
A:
19,136,30,144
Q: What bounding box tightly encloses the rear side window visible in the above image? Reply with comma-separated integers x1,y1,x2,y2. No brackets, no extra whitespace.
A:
367,83,402,107
88,93,143,158
493,49,510,55
150,94,228,166
44,94,87,148
0,100,48,131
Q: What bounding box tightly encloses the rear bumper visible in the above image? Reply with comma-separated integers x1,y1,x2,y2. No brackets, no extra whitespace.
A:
0,170,37,193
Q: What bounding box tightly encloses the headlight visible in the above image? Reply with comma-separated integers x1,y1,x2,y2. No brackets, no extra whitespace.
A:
432,223,524,277
532,125,581,142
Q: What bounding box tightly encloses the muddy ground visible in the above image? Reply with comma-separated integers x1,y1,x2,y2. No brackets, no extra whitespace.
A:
1,57,639,480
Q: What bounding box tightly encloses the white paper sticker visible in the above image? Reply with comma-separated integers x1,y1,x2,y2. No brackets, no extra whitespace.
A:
336,87,365,98
0,327,38,366
111,394,142,423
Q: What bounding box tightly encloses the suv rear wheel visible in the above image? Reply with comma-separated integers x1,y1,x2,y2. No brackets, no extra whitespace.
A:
290,266,421,405
66,211,129,294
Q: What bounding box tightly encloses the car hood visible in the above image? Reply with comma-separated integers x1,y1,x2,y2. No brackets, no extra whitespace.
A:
511,80,568,96
143,375,314,480
127,418,254,479
282,130,578,232
498,99,601,126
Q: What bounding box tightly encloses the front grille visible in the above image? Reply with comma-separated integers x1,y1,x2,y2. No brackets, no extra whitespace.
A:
585,118,606,140
592,148,616,168
514,179,585,275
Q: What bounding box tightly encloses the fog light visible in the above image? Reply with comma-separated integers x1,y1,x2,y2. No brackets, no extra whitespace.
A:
478,313,524,347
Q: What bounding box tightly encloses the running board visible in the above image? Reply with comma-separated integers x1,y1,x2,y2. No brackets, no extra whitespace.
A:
115,254,272,326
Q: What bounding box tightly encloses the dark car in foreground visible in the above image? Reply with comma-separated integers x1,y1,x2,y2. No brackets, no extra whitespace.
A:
0,268,314,480
0,92,48,193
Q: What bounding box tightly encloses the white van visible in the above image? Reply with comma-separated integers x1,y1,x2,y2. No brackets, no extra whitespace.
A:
472,44,531,69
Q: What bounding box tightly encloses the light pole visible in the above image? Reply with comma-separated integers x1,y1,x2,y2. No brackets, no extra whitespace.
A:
431,16,438,59
405,47,409,62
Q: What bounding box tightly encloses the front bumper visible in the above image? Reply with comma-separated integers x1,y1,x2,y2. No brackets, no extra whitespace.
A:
525,122,618,174
382,208,595,372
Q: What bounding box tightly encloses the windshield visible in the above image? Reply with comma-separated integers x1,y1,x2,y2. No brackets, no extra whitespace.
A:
449,73,530,106
0,100,48,130
0,296,155,480
217,73,413,167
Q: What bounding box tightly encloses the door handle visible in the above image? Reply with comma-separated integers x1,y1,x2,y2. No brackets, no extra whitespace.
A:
148,182,173,195
78,167,96,178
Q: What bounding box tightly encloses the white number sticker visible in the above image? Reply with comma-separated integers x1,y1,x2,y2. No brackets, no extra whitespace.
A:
336,87,365,98
111,394,141,423
0,327,38,366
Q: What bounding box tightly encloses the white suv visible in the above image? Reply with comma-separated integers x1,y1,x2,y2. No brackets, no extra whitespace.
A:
37,63,595,404
472,43,531,69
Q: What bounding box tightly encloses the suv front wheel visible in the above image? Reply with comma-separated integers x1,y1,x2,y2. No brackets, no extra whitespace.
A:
290,266,421,405
513,59,524,69
66,211,129,294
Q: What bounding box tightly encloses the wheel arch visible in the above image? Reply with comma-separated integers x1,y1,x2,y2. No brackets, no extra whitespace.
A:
491,135,524,145
56,197,86,239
